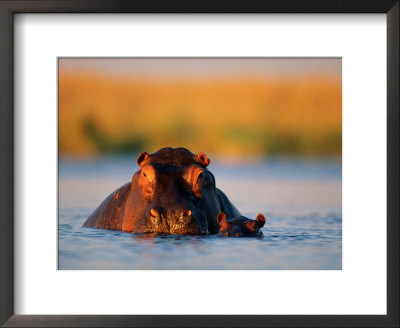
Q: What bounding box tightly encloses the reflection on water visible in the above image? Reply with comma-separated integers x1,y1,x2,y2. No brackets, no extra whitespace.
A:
58,156,342,270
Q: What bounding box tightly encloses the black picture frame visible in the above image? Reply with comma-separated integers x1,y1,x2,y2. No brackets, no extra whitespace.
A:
0,1,398,327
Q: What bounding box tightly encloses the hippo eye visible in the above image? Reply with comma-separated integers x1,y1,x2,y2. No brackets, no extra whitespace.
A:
140,168,155,184
197,171,209,183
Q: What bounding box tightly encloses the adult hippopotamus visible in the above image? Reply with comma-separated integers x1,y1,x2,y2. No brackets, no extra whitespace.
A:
83,147,240,234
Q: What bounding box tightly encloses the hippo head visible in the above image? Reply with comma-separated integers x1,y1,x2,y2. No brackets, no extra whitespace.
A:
217,212,266,237
122,147,222,234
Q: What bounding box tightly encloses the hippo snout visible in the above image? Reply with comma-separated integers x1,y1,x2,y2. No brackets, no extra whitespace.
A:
148,208,207,234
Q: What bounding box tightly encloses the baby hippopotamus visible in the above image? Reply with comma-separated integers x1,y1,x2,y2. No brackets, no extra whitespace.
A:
217,212,266,237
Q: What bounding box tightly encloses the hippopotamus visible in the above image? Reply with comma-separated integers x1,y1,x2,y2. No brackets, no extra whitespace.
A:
216,212,266,237
83,147,240,234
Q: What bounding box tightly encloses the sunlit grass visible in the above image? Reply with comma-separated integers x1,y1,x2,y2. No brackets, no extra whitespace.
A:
59,71,341,158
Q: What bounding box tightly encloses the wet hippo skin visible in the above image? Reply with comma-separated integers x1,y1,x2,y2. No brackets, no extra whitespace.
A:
217,212,266,237
83,147,241,234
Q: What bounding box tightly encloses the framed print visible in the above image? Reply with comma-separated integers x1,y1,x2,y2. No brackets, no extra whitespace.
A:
0,1,398,327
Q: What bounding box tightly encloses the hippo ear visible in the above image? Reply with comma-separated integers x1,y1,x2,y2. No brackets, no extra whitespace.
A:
136,152,149,167
256,214,266,227
216,212,227,225
195,152,210,167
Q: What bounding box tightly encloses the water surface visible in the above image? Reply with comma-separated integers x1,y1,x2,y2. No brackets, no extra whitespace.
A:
59,156,342,270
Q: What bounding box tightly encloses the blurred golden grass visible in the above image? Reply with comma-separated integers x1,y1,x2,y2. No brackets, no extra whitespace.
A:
59,71,341,158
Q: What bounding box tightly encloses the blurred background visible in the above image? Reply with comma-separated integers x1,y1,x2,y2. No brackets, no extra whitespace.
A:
58,58,341,160
58,58,342,270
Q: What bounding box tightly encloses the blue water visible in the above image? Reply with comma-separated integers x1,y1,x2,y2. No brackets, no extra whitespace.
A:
58,156,342,270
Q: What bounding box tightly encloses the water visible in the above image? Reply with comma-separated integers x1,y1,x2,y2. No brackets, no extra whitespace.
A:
59,156,342,270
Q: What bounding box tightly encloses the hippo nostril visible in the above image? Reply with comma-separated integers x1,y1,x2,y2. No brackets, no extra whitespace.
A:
149,208,158,217
183,210,192,217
